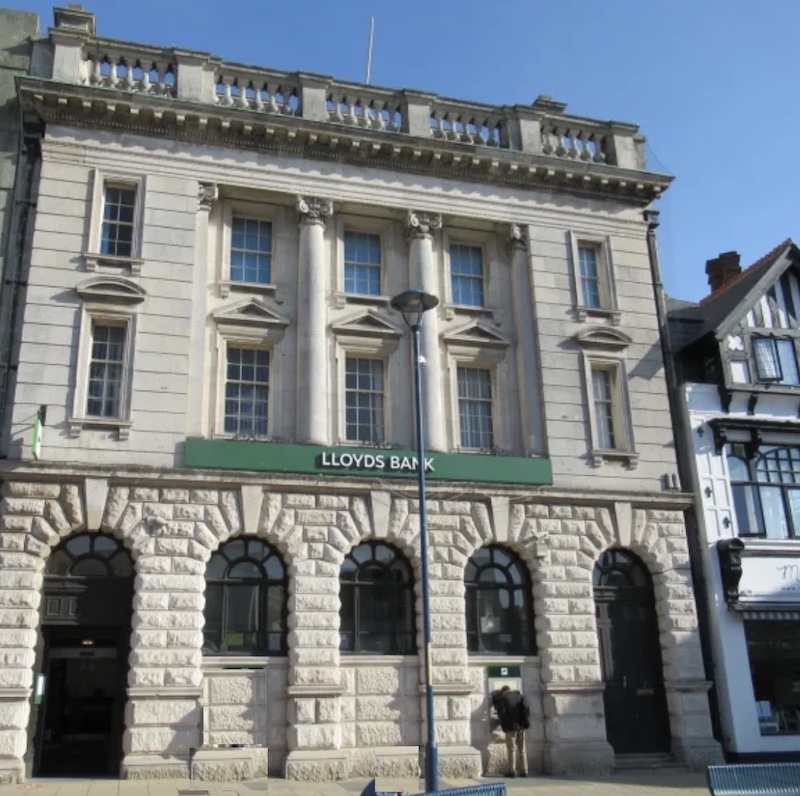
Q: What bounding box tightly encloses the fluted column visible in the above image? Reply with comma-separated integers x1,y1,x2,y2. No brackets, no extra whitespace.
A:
508,224,544,455
297,196,333,445
406,211,446,452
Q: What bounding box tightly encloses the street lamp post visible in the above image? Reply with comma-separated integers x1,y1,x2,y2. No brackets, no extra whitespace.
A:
390,288,440,793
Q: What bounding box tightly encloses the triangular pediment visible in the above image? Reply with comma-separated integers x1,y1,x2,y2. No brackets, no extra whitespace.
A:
213,298,288,328
330,310,402,338
75,276,146,304
444,320,509,348
573,326,632,351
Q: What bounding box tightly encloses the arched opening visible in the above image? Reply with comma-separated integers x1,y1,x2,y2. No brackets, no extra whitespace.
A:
339,541,416,654
465,545,535,655
593,548,670,756
33,533,134,777
202,538,287,655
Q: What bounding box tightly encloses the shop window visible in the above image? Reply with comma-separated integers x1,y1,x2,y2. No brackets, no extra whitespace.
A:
340,541,416,654
729,445,800,539
745,618,800,735
203,539,287,656
465,545,535,655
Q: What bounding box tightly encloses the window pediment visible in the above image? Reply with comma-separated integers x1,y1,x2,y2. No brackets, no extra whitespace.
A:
74,276,146,304
573,326,632,351
330,310,402,339
444,320,509,349
213,298,288,330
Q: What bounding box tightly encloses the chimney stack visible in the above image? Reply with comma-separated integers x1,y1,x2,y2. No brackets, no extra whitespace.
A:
706,251,741,293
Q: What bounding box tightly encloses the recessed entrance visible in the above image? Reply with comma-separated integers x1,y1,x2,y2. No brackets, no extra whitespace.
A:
32,534,133,777
593,549,671,756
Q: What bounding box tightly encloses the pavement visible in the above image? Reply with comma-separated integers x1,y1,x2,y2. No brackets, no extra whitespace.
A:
0,770,709,796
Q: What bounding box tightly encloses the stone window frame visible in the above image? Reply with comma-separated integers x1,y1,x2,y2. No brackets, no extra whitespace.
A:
444,329,510,454
574,327,637,468
441,227,499,321
333,213,395,309
83,168,146,275
331,318,402,447
217,198,285,299
69,277,145,441
212,300,289,440
567,230,621,324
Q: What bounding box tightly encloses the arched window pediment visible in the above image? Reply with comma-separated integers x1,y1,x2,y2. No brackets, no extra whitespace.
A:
75,276,146,305
573,326,632,352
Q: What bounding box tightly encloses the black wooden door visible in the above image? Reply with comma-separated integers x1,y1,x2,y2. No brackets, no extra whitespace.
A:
593,550,671,755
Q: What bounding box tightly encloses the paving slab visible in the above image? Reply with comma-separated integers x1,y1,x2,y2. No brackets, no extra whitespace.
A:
0,770,709,796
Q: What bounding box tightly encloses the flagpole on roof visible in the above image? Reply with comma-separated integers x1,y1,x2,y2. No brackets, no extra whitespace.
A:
365,16,375,84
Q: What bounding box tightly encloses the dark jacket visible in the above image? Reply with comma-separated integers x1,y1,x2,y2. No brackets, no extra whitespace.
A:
493,689,530,732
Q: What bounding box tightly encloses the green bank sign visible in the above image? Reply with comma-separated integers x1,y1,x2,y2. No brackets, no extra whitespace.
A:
184,438,552,485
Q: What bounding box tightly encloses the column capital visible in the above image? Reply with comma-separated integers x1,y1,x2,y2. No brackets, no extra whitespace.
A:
197,182,218,211
507,223,528,253
406,210,442,240
297,196,333,226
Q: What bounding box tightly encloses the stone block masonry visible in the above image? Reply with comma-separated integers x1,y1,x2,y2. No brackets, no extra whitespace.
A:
0,476,723,782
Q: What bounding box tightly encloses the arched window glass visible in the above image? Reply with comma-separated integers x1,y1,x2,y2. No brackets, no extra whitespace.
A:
465,545,535,655
592,548,650,589
45,533,132,578
340,541,416,654
203,539,287,656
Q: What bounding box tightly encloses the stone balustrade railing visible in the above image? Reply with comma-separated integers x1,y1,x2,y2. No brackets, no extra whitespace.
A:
213,65,300,116
429,101,508,148
325,82,403,132
78,45,177,97
45,13,649,172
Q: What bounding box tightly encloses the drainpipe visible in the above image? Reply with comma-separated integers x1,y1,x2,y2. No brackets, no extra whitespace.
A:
0,125,40,457
644,208,723,743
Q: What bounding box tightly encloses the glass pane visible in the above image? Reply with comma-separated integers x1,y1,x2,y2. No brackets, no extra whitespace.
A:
264,553,284,580
760,486,790,540
70,557,109,577
109,551,133,577
203,584,224,653
225,584,261,652
46,550,72,576
66,535,91,557
223,539,246,561
229,560,262,578
206,553,227,579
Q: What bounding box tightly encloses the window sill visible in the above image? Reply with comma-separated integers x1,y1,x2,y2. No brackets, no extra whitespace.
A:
443,303,494,321
201,655,288,668
219,280,277,299
575,305,622,325
68,416,132,441
83,252,144,275
740,538,800,554
333,292,392,309
589,448,638,469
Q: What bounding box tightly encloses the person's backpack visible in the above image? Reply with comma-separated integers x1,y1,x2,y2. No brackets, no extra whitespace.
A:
519,695,531,730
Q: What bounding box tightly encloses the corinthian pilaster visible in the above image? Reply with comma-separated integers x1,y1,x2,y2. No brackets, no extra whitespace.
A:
406,210,445,452
508,224,543,454
297,196,333,445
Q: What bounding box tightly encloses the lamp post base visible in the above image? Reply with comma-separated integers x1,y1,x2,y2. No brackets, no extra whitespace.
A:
423,741,439,792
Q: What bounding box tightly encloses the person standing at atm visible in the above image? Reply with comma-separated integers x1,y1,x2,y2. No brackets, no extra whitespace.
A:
493,685,530,777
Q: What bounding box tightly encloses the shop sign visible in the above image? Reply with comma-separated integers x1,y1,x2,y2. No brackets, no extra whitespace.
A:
184,438,553,485
739,556,800,602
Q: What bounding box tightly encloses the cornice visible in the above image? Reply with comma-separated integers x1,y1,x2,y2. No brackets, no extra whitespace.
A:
18,78,671,208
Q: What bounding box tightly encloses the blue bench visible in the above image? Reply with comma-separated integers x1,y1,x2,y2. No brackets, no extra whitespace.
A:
360,779,506,796
707,763,800,796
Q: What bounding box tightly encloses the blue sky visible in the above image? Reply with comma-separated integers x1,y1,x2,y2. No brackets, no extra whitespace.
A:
12,0,800,301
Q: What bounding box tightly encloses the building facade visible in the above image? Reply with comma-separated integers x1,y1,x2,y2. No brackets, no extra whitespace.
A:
671,242,800,760
0,6,722,783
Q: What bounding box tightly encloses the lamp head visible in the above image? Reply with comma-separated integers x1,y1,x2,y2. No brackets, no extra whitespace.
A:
390,289,439,328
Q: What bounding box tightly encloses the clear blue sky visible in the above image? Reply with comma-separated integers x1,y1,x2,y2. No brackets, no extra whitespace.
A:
12,0,800,302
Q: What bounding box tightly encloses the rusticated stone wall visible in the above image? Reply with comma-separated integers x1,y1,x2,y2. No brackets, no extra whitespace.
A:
0,477,723,783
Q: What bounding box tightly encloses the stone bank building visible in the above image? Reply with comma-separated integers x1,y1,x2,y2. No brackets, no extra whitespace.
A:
0,5,721,784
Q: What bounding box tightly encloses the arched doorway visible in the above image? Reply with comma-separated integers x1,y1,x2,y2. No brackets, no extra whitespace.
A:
593,549,670,756
33,534,134,777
